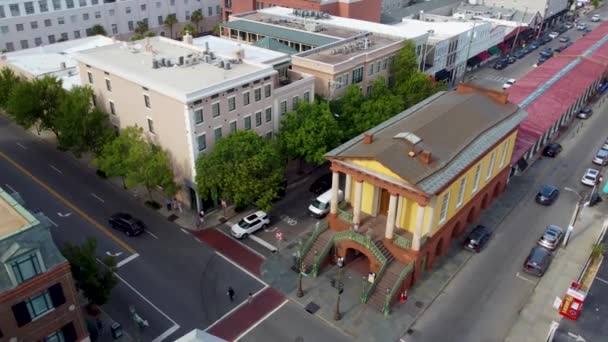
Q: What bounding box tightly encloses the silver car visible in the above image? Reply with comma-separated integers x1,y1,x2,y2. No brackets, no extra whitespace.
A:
593,149,608,166
581,168,600,186
538,225,564,250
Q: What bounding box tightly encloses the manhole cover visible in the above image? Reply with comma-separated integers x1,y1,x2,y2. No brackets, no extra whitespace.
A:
304,302,320,314
167,214,179,222
415,301,424,308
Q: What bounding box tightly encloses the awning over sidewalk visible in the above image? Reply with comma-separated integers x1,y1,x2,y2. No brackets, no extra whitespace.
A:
488,46,501,55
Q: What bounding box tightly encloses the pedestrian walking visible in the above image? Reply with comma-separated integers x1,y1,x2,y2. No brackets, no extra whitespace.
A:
197,210,205,228
247,292,253,304
174,197,183,213
227,287,235,302
165,198,173,211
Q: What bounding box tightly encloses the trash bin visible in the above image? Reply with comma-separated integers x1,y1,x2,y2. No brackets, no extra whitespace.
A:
110,322,123,340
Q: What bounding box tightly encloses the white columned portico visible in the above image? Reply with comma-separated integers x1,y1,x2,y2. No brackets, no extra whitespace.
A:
353,180,363,226
385,193,398,239
344,174,352,203
330,171,340,215
412,204,426,251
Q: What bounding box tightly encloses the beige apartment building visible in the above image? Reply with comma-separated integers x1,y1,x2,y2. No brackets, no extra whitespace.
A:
74,35,314,210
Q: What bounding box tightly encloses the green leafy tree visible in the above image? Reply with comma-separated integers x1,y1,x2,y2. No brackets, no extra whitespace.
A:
278,100,342,165
392,40,419,86
190,9,204,34
6,76,65,135
593,0,600,8
130,33,144,41
95,126,143,187
0,67,21,109
212,23,221,36
135,21,149,35
145,31,156,37
357,78,405,131
195,130,285,211
181,23,197,37
333,84,365,139
397,72,444,108
89,24,107,36
164,14,178,39
126,144,178,198
61,238,117,307
54,86,113,156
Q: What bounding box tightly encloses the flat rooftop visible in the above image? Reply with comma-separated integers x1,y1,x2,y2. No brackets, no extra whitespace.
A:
74,37,274,102
192,35,290,65
0,187,39,240
239,6,430,41
396,19,479,41
298,33,402,65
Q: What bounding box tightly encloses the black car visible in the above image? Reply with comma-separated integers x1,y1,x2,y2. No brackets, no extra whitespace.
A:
523,246,553,277
463,225,492,253
554,46,564,53
541,35,553,44
529,42,539,50
507,55,517,64
514,49,526,59
309,173,332,194
109,212,145,236
493,59,508,70
557,26,568,34
540,47,553,57
535,184,559,205
538,55,549,64
542,142,562,157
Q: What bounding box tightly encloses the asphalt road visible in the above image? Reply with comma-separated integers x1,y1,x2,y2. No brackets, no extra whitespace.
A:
403,60,608,342
0,116,264,341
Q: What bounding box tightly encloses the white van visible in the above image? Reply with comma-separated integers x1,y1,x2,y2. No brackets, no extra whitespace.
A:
308,189,344,218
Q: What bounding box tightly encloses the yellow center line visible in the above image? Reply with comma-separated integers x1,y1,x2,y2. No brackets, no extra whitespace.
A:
0,151,137,254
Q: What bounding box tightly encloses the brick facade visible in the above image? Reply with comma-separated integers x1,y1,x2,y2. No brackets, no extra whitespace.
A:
0,263,88,342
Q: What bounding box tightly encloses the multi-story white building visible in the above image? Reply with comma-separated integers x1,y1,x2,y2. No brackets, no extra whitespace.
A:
73,35,314,210
0,0,222,52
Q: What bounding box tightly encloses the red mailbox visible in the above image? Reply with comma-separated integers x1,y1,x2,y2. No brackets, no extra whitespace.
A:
559,286,586,320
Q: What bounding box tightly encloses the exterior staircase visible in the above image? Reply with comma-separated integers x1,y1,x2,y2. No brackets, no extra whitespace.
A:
367,260,404,312
302,230,334,273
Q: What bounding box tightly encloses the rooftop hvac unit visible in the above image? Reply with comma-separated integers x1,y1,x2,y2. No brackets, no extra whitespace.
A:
224,62,231,70
218,60,224,68
178,56,184,65
152,59,160,69
331,49,337,55
305,23,321,32
204,55,211,63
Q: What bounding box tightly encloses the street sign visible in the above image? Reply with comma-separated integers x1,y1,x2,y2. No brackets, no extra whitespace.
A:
275,231,283,240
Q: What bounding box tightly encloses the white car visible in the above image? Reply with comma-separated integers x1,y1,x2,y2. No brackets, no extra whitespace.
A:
548,31,560,39
577,23,587,30
502,78,516,89
230,211,270,239
592,15,601,22
581,168,600,186
601,138,608,150
565,23,574,29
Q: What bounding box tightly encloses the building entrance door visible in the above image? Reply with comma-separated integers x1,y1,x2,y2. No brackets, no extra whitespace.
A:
379,189,390,216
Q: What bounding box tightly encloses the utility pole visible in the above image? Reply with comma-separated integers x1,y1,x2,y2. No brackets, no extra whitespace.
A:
461,20,478,84
511,7,528,52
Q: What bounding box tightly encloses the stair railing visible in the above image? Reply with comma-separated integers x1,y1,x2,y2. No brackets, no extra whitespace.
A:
383,262,414,317
300,221,328,264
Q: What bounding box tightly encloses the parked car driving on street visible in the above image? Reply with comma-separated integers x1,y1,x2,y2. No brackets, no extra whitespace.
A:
581,168,600,186
109,212,146,236
523,246,553,277
535,184,559,205
538,225,564,250
463,225,492,253
542,142,562,157
230,211,270,239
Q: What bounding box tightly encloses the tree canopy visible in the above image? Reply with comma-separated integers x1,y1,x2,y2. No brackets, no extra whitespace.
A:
195,130,285,211
278,100,342,165
61,238,117,306
164,14,178,38
89,24,107,36
0,67,21,109
181,23,197,36
191,9,204,34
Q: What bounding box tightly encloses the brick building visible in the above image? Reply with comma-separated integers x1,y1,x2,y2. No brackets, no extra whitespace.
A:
0,187,89,342
222,0,382,23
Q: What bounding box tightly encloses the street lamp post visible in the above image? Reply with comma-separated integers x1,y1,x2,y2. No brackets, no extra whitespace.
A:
297,260,305,298
563,187,584,247
333,268,344,321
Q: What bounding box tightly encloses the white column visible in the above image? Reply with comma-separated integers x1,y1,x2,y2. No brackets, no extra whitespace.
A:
385,193,398,239
396,195,404,228
353,180,363,225
330,171,340,215
344,174,352,204
423,197,436,236
412,204,426,251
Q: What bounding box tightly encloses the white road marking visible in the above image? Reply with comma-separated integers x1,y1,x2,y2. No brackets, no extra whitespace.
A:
248,234,278,253
515,272,537,285
90,193,105,203
16,142,27,149
144,230,159,239
215,251,267,286
4,184,16,193
49,165,63,174
47,218,58,227
57,212,72,217
205,285,269,332
180,228,190,235
216,228,266,259
116,253,140,268
106,251,123,258
194,237,202,243
594,276,608,285
235,299,289,341
151,324,180,342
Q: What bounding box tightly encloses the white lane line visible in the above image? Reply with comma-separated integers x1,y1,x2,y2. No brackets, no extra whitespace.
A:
47,218,58,227
180,228,190,235
248,235,277,253
216,228,266,259
194,237,202,244
215,251,267,286
116,253,140,268
235,299,288,341
595,276,608,285
516,272,537,285
91,193,105,203
4,184,16,193
144,230,159,239
16,142,27,150
49,165,63,174
205,284,269,332
152,324,180,342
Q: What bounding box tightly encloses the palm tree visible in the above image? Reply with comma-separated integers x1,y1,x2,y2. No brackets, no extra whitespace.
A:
134,21,149,35
164,14,178,39
181,23,196,37
190,9,204,35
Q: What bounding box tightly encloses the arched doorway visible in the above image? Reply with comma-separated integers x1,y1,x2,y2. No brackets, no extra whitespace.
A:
451,222,463,240
493,181,503,198
481,193,490,209
335,240,382,275
435,238,443,257
467,206,477,224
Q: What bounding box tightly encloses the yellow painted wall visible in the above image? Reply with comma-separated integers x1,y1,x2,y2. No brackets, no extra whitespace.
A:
350,160,405,183
361,181,375,215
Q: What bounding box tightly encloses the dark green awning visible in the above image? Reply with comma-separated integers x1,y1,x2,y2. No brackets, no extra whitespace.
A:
488,46,501,55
